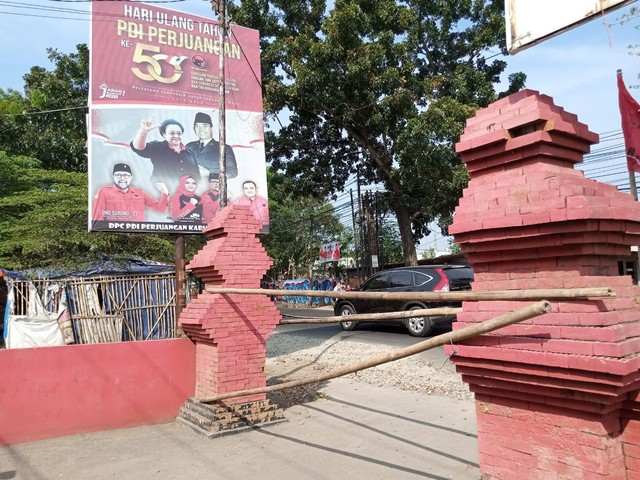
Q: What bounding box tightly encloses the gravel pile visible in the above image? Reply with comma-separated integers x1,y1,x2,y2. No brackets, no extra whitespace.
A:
265,330,474,405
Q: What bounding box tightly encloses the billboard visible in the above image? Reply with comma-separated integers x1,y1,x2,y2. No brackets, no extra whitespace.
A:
88,1,268,234
506,0,634,54
319,241,341,264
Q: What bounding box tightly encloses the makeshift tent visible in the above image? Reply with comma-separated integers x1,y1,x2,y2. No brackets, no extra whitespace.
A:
1,258,176,349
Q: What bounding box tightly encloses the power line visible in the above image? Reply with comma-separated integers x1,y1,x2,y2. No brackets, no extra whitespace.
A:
0,1,222,28
0,105,87,117
45,0,187,3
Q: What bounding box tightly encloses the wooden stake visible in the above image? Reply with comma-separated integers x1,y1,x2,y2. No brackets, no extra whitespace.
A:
280,307,462,324
198,300,552,403
205,286,614,301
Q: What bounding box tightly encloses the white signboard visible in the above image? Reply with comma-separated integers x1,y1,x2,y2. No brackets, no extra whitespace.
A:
506,0,634,53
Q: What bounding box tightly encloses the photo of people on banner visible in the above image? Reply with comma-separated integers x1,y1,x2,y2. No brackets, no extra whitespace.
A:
88,106,269,234
318,241,341,263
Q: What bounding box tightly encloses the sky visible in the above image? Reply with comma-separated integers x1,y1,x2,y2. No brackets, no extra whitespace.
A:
1,0,639,254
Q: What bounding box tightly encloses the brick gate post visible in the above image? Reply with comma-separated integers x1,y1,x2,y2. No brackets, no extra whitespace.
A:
449,90,640,479
176,205,283,435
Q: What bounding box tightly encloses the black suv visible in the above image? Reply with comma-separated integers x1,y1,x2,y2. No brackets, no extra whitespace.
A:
334,265,474,337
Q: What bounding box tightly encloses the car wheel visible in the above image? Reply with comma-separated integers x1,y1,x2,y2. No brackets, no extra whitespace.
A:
404,306,432,337
338,304,358,331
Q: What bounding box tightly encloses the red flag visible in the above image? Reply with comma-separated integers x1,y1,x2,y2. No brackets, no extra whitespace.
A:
618,72,640,173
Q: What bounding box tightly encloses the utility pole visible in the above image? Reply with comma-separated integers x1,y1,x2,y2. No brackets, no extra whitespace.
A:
174,234,185,333
212,0,228,207
176,1,227,327
308,215,315,306
350,189,360,281
375,192,382,270
356,170,367,279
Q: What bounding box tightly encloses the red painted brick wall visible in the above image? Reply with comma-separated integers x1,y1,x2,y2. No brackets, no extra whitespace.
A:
0,338,195,446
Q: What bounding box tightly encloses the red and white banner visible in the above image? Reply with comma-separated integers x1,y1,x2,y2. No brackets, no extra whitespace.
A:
319,241,341,263
88,1,268,234
617,72,640,174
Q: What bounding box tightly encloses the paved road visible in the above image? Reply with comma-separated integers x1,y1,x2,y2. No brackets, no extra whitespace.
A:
277,306,455,373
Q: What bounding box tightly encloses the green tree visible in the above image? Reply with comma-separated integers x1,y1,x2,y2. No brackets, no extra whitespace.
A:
263,169,345,278
0,151,204,270
447,237,462,255
0,44,88,172
230,0,525,265
615,7,640,86
379,222,404,265
420,247,437,260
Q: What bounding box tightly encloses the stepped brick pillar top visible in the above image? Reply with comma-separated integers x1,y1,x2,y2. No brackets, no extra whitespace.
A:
448,89,640,480
178,205,280,403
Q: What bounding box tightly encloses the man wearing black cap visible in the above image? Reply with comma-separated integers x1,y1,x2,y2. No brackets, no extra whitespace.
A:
200,172,221,223
91,163,169,222
186,112,238,178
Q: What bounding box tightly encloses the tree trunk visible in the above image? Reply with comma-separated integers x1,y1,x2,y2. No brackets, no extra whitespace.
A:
392,197,418,266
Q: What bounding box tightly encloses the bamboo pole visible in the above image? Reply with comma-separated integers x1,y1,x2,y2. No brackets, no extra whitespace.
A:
205,286,614,301
199,300,552,403
280,307,462,324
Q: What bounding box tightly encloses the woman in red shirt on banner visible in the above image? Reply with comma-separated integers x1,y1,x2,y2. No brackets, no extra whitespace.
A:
170,175,202,223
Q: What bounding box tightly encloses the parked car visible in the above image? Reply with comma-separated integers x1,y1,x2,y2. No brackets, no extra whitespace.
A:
333,265,474,337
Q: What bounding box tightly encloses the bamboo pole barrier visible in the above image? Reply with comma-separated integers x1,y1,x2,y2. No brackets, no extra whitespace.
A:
198,300,552,403
205,286,613,301
280,307,463,324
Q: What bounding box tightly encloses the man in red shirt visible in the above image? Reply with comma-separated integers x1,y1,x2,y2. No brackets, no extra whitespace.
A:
201,172,221,224
92,163,169,221
234,180,269,226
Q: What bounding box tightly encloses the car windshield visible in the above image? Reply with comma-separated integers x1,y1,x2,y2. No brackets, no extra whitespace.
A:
443,267,474,282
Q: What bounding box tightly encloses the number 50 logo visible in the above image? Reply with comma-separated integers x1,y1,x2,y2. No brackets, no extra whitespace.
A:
131,43,188,84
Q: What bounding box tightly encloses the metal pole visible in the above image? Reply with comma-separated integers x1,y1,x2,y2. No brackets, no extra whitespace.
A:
619,69,640,284
215,0,228,207
629,170,638,201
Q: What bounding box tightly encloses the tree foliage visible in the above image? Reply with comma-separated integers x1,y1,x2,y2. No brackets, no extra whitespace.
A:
263,169,344,278
230,0,525,265
0,151,205,270
616,6,640,86
379,222,404,265
0,44,88,172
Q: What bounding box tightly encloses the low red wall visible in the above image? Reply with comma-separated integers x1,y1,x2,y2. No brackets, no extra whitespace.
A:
0,338,195,445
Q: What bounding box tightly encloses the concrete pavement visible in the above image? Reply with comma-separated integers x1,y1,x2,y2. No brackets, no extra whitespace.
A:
0,378,480,480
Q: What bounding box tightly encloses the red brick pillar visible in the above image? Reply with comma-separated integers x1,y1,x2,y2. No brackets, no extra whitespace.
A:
448,90,640,479
179,205,279,404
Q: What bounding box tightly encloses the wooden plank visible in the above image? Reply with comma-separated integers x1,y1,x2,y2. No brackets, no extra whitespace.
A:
206,286,614,301
199,300,552,403
280,307,463,324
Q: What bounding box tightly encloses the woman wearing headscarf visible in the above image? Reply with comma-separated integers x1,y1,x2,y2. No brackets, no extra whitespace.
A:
170,175,202,223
